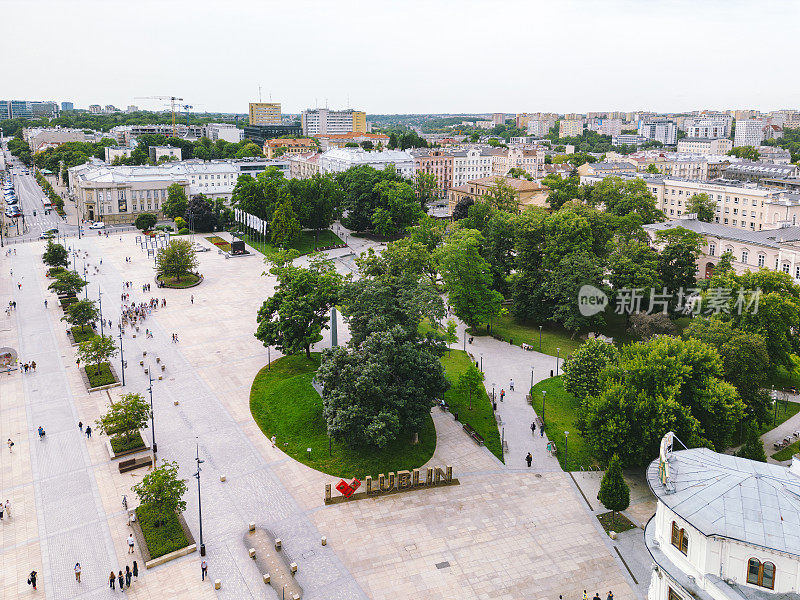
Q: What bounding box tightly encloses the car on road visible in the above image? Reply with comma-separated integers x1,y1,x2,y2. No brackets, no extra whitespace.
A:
192,242,210,252
39,231,56,239
89,221,105,229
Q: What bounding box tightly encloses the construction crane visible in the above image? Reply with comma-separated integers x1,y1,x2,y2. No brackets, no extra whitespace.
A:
134,96,184,137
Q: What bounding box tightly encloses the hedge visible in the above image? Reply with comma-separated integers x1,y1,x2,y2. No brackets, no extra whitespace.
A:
136,505,189,559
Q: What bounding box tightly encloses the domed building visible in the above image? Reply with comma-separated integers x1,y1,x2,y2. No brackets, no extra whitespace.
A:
645,433,800,600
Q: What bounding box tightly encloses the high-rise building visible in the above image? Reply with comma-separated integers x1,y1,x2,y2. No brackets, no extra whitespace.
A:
61,101,74,111
638,119,677,145
492,113,505,125
248,102,281,126
301,108,366,136
126,105,139,113
734,119,766,147
560,119,585,138
89,105,102,114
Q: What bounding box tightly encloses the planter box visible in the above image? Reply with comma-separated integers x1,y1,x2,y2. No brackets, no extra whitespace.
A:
104,430,149,460
66,325,98,347
80,362,122,393
130,511,196,569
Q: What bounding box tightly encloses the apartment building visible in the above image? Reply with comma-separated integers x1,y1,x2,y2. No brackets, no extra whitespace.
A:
734,119,767,147
104,146,133,163
684,115,732,138
646,216,800,280
301,108,367,136
676,137,733,155
412,149,453,196
577,162,636,177
559,119,585,138
587,118,623,137
203,123,243,143
22,127,86,152
451,148,494,187
756,146,792,164
527,117,556,137
89,105,102,114
248,102,281,126
288,153,322,180
515,113,530,129
263,138,317,159
317,148,414,178
447,176,550,215
69,158,290,223
61,102,74,111
491,147,545,179
638,119,677,145
724,161,799,183
492,113,505,125
316,132,389,151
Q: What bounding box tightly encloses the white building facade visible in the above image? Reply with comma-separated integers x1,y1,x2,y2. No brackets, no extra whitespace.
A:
204,123,244,143
734,119,767,147
677,138,734,155
451,148,494,187
639,119,678,145
317,148,414,178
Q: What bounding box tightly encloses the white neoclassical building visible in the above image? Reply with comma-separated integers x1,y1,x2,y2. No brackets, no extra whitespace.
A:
645,434,800,600
317,148,414,178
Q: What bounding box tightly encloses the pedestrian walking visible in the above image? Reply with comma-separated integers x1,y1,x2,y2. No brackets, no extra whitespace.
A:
44,299,47,308
500,389,505,402
85,425,92,438
190,294,194,304
526,452,532,467
78,421,83,431
509,378,514,391
109,570,116,589
201,559,208,580
607,592,614,600
74,563,82,583
593,593,601,600
5,499,11,517
125,566,132,587
0,502,4,519
540,426,544,438
271,435,276,448
132,561,138,579
530,421,536,436
128,533,135,553
583,590,588,600
7,438,13,452
118,570,124,591
28,570,37,590
17,282,21,290
31,361,36,372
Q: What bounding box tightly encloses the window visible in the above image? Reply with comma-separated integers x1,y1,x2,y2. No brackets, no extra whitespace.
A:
747,559,775,589
668,588,682,600
783,263,790,274
742,251,748,264
709,243,716,256
671,522,689,555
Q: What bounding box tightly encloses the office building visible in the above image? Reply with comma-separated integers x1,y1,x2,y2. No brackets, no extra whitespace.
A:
61,102,74,112
105,146,133,163
109,124,206,145
612,134,648,147
301,108,367,136
316,132,389,151
204,123,244,143
685,116,731,139
248,102,281,126
724,161,799,183
242,124,303,146
0,100,58,120
676,138,733,155
638,119,678,145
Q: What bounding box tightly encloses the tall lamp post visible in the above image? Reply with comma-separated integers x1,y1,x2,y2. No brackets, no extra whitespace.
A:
479,353,483,372
538,325,542,352
118,330,125,386
541,390,546,426
530,365,535,390
194,438,206,556
147,369,157,459
491,382,496,403
82,262,88,299
98,289,104,337
564,431,569,471
555,347,561,376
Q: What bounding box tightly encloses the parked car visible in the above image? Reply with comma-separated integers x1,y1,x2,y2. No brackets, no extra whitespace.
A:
89,221,105,229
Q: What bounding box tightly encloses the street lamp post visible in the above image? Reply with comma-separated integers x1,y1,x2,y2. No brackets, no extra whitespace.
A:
148,370,157,459
564,431,569,471
83,263,88,299
118,330,125,386
194,438,206,556
268,346,271,371
556,348,561,376
98,289,104,337
479,353,483,372
538,325,542,352
491,382,496,403
463,330,466,352
541,390,546,425
530,366,535,390
772,385,778,425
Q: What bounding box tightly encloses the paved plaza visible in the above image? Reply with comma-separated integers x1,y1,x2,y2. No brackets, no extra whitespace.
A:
0,231,641,599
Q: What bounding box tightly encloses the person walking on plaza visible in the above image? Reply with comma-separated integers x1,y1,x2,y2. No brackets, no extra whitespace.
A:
509,378,514,391
190,294,194,304
125,565,132,587
85,425,92,438
201,559,208,580
44,299,47,308
31,361,36,372
0,502,4,520
500,389,505,402
5,499,11,517
132,561,138,580
74,562,81,583
78,421,83,432
593,593,601,600
128,533,135,554
28,570,37,590
526,452,532,468
118,570,124,591
7,438,13,452
109,570,116,589
607,591,614,600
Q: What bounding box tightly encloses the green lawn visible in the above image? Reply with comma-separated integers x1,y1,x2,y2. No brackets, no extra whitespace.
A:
772,439,800,462
441,350,503,461
243,229,344,261
70,326,97,344
85,362,116,387
136,505,189,559
158,273,201,288
770,354,800,389
529,376,595,471
762,400,800,434
249,353,436,479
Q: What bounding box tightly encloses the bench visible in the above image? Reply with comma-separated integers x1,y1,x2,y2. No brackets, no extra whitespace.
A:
119,455,153,473
462,423,485,446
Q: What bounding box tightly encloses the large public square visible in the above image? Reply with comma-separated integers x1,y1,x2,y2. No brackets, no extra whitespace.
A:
0,231,643,599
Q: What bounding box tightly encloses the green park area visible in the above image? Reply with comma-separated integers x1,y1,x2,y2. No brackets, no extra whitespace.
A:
243,229,343,260
530,376,594,471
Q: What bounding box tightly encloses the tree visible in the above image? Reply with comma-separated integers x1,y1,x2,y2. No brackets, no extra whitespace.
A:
77,335,118,378
135,212,157,231
255,255,342,358
655,227,705,298
270,194,301,248
185,195,218,232
562,338,619,398
338,165,402,232
95,392,151,446
456,364,485,411
132,460,187,526
412,171,439,209
48,270,87,297
435,229,503,329
156,239,198,282
486,178,519,213
598,454,630,530
645,163,661,174
445,319,458,355
588,177,664,224
627,312,677,340
606,240,662,309
686,193,716,222
728,146,760,161
317,325,449,448
541,175,581,210
543,252,607,332
301,174,341,242
174,216,187,230
371,180,424,237
61,299,99,333
162,183,188,219
42,241,69,268
452,196,474,221
735,423,767,462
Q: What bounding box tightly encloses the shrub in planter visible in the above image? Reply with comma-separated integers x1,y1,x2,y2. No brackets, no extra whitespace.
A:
178,228,190,235
174,217,187,230
85,363,116,387
136,504,188,558
109,430,146,454
71,326,98,344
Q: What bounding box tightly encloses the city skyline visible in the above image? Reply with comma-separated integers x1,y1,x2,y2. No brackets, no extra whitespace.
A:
1,0,797,115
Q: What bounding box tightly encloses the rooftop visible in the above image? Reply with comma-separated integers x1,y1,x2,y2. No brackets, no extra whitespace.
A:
645,217,800,248
647,447,800,555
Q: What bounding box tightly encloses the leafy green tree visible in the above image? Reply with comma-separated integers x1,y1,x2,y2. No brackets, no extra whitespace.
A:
48,270,87,297
174,216,187,230
302,174,341,242
627,312,677,340
645,163,661,174
413,171,439,209
95,392,151,446
541,175,580,210
436,229,503,329
77,335,118,378
456,363,485,411
486,178,519,213
445,319,458,355
372,180,424,237
61,299,99,333
270,194,300,248
135,212,157,231
484,210,519,296
606,240,662,308
655,227,705,298
544,252,607,332
452,196,474,221
728,146,760,160
338,165,402,232
162,183,188,219
581,336,745,467
42,241,69,268
184,195,217,232
685,193,716,222
562,338,619,398
735,423,767,462
132,460,187,526
255,255,342,358
156,239,198,282
317,325,449,448
587,177,664,224
598,454,630,529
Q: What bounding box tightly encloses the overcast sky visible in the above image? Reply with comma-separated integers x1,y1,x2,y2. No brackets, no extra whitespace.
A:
2,0,796,115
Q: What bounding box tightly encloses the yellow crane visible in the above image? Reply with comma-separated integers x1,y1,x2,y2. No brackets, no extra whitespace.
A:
134,95,184,137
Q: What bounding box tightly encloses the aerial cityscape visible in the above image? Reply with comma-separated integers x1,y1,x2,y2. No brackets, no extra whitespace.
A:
1,1,800,600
